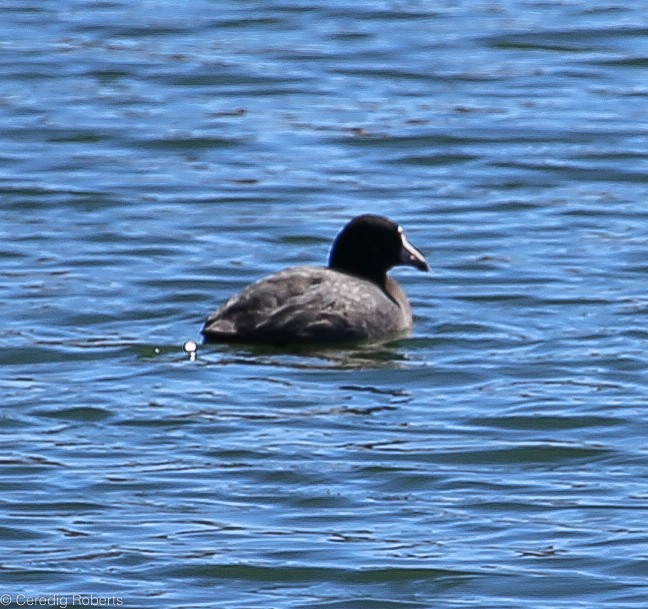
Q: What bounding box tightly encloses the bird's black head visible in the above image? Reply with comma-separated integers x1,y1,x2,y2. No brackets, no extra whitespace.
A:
328,214,428,285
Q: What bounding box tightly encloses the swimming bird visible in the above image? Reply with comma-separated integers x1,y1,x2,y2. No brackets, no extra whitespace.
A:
201,214,428,345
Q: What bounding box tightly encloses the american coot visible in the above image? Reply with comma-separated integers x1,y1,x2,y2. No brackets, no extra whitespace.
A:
201,214,428,345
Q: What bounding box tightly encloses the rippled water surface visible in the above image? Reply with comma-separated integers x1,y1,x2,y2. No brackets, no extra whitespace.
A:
2,1,648,607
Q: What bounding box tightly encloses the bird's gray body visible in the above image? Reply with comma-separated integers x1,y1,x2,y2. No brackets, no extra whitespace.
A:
202,266,412,344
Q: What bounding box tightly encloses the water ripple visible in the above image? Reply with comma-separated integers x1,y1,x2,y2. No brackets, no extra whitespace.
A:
2,1,648,608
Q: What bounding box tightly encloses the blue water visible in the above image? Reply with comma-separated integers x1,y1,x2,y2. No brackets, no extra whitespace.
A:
2,1,648,608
